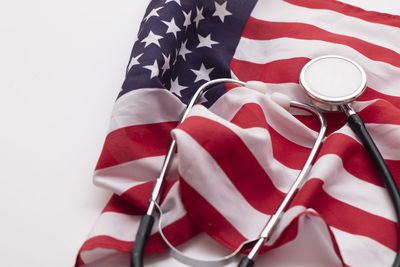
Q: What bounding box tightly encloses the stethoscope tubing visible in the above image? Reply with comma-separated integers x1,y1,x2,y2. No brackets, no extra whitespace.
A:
345,108,400,267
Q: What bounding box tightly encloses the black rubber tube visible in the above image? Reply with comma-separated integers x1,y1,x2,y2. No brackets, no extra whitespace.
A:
348,114,400,267
131,214,155,267
237,257,255,267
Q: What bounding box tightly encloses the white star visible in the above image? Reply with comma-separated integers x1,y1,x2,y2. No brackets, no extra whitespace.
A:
162,18,181,38
144,60,159,79
127,53,143,71
183,10,192,28
141,31,163,48
191,63,214,83
178,40,191,61
213,1,232,22
193,7,205,28
170,77,187,97
144,7,162,21
165,0,181,5
161,53,170,75
197,34,219,48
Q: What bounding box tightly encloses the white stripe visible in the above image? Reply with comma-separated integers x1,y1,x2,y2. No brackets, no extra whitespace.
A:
234,37,400,97
87,183,186,241
335,123,400,160
87,211,146,241
109,88,185,132
251,0,400,55
158,181,188,227
208,86,319,147
331,227,395,267
311,154,396,222
93,156,178,195
365,123,400,160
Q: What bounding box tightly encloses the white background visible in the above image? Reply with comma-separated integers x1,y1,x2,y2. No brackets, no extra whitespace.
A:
0,1,399,266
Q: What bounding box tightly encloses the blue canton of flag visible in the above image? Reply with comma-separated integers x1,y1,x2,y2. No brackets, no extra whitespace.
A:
120,0,257,106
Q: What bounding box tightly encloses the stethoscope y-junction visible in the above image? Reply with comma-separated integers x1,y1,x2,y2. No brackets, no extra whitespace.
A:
131,55,400,267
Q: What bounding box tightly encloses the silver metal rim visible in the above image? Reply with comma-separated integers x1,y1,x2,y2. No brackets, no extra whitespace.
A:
299,55,367,109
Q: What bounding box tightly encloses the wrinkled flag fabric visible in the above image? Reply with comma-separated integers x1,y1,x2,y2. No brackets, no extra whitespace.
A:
76,0,400,266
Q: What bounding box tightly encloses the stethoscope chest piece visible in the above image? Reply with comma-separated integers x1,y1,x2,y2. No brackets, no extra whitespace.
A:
299,55,367,112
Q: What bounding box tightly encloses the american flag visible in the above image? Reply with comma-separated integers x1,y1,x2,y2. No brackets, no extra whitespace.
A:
76,0,400,266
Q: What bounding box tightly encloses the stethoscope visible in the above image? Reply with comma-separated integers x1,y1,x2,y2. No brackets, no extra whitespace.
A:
131,55,400,267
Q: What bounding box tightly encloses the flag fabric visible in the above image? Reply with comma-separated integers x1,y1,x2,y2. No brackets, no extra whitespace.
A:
76,0,400,266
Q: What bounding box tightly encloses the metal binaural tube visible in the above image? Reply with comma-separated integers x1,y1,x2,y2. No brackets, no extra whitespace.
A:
240,100,327,264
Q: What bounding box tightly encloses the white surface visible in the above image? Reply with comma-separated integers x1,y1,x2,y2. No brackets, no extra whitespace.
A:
0,1,149,266
0,1,399,267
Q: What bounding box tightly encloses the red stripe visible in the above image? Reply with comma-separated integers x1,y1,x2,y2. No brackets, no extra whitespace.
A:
295,112,347,136
230,57,308,84
178,115,285,213
388,160,400,188
292,178,398,251
358,99,400,125
102,194,144,215
284,0,400,28
95,121,177,170
242,18,400,68
358,88,400,109
74,254,85,267
231,102,311,169
180,178,248,251
79,235,134,253
78,234,165,255
225,82,241,92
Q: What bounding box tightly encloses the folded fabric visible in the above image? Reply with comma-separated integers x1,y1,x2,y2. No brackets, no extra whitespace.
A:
76,0,400,266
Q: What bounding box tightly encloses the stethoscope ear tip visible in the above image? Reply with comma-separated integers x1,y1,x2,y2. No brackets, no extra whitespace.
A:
245,80,268,94
271,92,291,110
